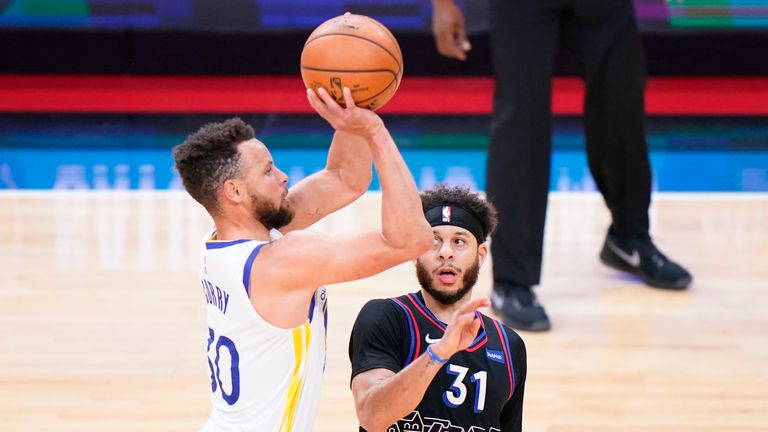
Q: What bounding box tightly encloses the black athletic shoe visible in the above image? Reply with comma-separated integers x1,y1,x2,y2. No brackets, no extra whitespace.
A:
600,231,692,290
490,284,551,332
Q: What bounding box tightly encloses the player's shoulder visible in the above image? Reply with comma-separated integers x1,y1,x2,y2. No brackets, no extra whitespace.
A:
258,229,326,255
359,297,404,316
244,230,318,263
480,311,526,350
263,229,317,246
355,296,415,327
203,237,264,255
351,297,408,338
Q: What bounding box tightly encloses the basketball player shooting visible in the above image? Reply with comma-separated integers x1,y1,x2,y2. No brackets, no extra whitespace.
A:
171,85,432,431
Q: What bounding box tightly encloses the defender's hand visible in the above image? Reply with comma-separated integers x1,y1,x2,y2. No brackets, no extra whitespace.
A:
430,298,490,360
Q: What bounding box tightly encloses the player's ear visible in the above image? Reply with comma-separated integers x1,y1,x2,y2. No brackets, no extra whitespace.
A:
477,241,489,266
222,178,243,204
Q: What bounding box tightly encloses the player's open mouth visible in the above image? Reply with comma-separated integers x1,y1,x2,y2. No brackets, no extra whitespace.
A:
436,267,458,284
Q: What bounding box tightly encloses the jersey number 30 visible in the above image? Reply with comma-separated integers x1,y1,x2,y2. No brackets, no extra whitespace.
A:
442,364,487,413
207,328,240,405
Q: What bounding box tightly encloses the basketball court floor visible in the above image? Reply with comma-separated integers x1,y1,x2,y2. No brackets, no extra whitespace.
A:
1,191,766,431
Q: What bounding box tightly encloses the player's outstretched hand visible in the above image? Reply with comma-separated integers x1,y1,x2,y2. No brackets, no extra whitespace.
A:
430,297,490,361
307,86,385,141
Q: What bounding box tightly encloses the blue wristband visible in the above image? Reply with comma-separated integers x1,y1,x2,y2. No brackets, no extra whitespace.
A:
425,345,448,364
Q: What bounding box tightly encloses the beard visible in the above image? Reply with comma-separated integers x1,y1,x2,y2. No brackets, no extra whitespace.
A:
415,256,480,305
249,191,295,230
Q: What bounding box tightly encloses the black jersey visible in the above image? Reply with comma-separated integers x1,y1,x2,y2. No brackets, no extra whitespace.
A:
349,291,526,432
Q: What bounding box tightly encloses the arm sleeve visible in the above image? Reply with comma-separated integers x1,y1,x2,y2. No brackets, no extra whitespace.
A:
348,299,408,381
499,329,527,432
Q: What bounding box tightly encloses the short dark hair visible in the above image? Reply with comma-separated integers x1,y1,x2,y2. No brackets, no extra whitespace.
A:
172,117,255,213
420,184,498,242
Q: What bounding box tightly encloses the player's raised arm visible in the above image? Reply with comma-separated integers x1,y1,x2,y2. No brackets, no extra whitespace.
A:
279,129,372,233
253,87,432,289
311,86,431,254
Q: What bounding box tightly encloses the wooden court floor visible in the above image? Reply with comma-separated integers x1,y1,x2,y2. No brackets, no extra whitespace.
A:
1,191,766,431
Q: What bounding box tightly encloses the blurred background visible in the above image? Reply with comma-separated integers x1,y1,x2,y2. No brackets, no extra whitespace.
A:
1,0,767,191
1,1,767,431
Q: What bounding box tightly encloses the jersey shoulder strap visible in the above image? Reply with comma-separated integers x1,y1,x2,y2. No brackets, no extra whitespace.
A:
483,313,516,402
387,294,421,368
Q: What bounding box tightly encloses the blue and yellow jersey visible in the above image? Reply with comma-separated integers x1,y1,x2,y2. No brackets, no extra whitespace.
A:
200,229,328,432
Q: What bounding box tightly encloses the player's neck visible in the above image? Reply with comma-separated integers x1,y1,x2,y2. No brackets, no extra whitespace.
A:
212,213,272,242
420,290,472,323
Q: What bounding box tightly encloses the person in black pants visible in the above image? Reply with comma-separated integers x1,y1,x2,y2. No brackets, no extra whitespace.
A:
430,0,692,332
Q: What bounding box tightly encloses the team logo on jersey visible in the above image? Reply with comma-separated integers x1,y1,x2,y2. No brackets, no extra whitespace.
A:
394,410,501,432
486,349,505,364
394,411,423,431
441,206,452,222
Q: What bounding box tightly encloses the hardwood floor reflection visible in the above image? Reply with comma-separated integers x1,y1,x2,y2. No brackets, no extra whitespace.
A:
1,191,766,431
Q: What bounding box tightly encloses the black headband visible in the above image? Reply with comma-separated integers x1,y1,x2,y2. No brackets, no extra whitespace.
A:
424,204,486,243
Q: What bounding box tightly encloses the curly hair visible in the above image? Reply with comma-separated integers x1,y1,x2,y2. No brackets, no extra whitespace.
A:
420,184,498,242
172,118,255,213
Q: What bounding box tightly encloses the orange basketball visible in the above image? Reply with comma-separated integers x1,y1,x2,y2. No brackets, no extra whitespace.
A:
300,13,403,111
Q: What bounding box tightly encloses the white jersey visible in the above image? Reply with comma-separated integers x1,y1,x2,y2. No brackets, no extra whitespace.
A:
200,229,328,432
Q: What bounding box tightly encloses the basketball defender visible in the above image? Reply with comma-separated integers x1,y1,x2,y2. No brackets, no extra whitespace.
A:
349,185,527,432
172,87,432,431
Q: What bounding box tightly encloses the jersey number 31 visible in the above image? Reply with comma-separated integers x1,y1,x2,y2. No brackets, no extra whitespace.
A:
443,364,487,413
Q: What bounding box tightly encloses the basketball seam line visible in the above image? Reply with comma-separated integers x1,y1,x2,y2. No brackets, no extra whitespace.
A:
301,67,398,105
355,76,398,105
300,66,397,75
303,33,402,72
368,19,402,58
